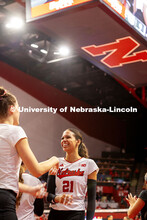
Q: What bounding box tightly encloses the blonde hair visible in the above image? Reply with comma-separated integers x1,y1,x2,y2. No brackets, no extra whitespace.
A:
16,165,24,208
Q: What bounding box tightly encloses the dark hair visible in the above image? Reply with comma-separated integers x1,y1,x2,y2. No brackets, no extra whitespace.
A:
107,215,113,219
67,128,89,158
123,217,130,220
16,164,24,208
0,87,16,118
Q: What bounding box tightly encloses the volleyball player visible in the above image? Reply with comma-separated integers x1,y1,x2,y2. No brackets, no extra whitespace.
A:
0,87,59,220
47,128,99,220
16,163,44,220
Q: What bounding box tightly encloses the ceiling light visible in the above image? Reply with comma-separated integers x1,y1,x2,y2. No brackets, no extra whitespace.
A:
58,46,70,56
53,51,60,55
5,17,24,30
40,49,48,54
31,44,39,48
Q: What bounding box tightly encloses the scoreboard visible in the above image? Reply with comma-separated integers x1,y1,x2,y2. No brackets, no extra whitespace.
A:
100,0,147,41
26,0,95,22
26,0,147,41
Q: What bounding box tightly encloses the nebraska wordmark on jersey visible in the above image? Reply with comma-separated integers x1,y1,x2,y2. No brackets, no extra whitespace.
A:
52,157,98,211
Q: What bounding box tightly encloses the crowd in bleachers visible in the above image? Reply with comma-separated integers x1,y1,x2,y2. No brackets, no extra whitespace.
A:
95,183,130,209
91,153,136,209
96,156,134,183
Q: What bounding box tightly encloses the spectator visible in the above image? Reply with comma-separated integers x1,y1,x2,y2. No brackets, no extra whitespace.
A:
123,216,130,220
107,215,113,220
109,196,115,203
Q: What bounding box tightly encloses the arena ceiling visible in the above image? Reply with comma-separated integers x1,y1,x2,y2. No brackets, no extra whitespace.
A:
0,0,146,124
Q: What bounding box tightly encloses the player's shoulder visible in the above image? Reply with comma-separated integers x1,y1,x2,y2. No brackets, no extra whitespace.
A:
79,158,95,166
3,124,23,132
10,125,26,136
22,173,41,186
81,157,96,163
139,190,147,198
5,125,25,136
58,157,65,163
81,158,98,173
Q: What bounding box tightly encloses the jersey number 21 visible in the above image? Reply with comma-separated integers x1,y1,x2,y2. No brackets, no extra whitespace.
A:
63,180,74,192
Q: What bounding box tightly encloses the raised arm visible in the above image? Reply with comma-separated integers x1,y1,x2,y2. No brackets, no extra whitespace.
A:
126,193,145,218
16,138,59,177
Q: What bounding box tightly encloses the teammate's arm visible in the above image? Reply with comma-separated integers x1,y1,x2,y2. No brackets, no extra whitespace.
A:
16,138,59,177
18,182,46,198
86,170,98,220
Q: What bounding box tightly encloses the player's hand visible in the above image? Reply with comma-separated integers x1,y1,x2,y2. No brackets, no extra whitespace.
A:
126,193,137,206
51,156,59,170
54,162,59,170
55,194,73,205
34,183,47,198
49,167,58,175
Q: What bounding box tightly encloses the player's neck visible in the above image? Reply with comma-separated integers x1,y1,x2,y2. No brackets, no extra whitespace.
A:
65,152,81,163
0,116,13,125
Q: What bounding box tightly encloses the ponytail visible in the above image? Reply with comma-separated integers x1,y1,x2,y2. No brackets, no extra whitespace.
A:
78,142,89,158
68,128,89,158
16,165,24,208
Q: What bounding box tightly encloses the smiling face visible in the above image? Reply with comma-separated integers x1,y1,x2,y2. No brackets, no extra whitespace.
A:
61,129,80,153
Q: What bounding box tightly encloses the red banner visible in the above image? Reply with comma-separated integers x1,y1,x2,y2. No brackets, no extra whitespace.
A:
96,185,114,193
